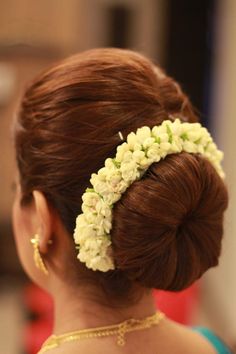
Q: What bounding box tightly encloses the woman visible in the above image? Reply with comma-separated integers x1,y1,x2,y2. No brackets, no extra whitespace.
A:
12,48,231,353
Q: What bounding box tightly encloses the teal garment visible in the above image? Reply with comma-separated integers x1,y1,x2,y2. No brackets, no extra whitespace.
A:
193,327,232,354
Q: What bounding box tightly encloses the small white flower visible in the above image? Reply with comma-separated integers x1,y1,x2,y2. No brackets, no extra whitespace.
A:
182,122,201,133
159,133,169,143
95,200,111,217
102,216,112,234
142,137,155,149
152,124,167,138
187,131,202,143
120,160,139,182
81,203,93,214
104,158,115,169
133,152,151,168
74,221,96,245
97,167,108,180
82,191,100,206
75,213,87,227
133,143,142,151
132,150,145,164
205,142,217,154
136,126,151,143
127,132,139,150
122,150,133,163
182,141,198,153
196,144,205,154
114,180,127,194
147,148,161,161
169,140,182,153
159,142,171,157
102,192,121,205
95,219,110,236
94,181,108,195
116,143,130,162
87,253,115,272
170,118,183,135
105,169,123,191
84,210,102,225
90,174,106,195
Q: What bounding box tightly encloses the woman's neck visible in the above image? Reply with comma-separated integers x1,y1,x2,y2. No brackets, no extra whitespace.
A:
51,280,157,335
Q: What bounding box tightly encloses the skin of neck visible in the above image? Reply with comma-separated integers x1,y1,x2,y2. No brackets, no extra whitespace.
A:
40,216,158,335
50,279,157,335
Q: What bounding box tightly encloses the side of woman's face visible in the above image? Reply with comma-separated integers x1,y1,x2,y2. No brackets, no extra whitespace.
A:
12,179,46,286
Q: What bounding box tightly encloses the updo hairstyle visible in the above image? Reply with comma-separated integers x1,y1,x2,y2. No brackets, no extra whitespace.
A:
15,48,228,302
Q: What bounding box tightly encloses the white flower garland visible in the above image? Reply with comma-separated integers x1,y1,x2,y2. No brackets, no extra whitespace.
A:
73,118,225,272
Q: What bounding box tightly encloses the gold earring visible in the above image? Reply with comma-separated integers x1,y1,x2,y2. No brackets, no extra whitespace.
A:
30,234,49,275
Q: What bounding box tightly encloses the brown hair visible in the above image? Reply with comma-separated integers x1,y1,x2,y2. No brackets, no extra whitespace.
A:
14,48,228,302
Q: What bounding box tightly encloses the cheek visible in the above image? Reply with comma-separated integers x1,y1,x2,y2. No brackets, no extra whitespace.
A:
12,196,25,247
12,194,48,288
12,196,26,265
12,196,33,274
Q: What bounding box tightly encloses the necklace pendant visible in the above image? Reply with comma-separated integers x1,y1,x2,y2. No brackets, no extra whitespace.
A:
117,336,125,346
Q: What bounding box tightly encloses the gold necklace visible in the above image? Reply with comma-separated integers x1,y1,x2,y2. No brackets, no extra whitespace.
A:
38,311,165,353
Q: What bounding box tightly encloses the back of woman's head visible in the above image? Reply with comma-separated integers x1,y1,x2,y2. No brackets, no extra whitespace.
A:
15,48,228,302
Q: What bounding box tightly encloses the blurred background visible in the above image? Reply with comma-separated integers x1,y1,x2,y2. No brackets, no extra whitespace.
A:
0,0,236,353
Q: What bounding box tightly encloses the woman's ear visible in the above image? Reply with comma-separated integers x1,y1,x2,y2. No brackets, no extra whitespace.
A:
32,190,53,254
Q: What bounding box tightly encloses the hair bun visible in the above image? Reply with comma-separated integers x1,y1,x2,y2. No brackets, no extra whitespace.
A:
111,152,228,291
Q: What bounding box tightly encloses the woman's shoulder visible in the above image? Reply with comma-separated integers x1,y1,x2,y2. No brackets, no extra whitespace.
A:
157,318,228,354
192,326,233,354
